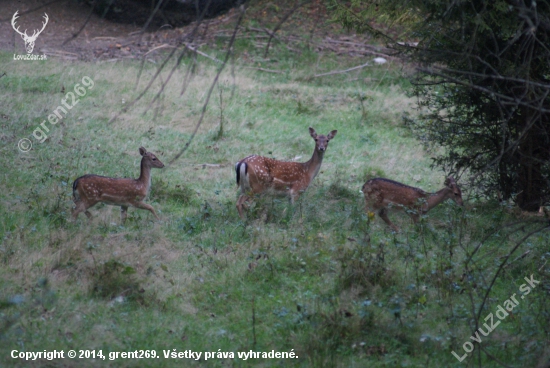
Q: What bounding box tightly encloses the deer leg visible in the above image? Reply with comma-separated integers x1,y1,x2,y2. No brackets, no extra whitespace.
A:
378,208,400,232
289,190,299,204
72,200,94,221
131,201,159,220
409,205,426,224
287,189,302,218
120,206,128,224
72,204,83,221
236,194,250,219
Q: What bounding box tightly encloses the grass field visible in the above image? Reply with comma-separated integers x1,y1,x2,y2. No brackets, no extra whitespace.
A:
0,24,549,368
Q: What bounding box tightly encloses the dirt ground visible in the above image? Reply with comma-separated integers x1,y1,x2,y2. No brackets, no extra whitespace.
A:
0,0,390,63
0,0,238,60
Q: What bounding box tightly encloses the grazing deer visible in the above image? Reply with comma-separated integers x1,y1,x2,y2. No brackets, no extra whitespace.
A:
361,176,463,231
72,147,165,223
235,127,337,219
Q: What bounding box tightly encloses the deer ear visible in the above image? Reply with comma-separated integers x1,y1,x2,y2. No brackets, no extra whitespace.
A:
139,147,147,156
309,127,317,138
327,130,337,140
444,176,454,187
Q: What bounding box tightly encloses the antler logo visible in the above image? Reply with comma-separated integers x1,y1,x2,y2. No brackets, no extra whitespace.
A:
11,11,49,54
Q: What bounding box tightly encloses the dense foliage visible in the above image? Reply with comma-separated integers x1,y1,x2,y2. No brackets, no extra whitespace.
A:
332,0,550,210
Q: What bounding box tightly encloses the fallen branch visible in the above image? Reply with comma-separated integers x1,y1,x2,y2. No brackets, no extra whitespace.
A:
336,49,393,58
325,37,388,50
144,44,176,56
313,62,371,78
185,44,222,63
244,67,284,74
247,27,276,37
143,43,221,64
42,49,79,56
216,34,270,39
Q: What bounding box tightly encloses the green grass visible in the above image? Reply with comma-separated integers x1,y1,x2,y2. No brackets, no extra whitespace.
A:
0,35,548,368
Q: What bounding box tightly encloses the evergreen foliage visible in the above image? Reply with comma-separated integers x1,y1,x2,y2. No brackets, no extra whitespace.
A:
332,0,550,210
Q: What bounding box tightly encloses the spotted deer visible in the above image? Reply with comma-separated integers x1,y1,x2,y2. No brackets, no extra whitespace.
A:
361,176,463,231
235,127,337,218
72,147,165,223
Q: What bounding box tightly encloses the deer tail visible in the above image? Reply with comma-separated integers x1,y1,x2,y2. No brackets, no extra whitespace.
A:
72,176,82,202
235,161,249,190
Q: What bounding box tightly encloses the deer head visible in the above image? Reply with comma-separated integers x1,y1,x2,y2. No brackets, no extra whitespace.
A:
309,127,337,153
11,11,49,54
444,176,464,206
139,147,165,169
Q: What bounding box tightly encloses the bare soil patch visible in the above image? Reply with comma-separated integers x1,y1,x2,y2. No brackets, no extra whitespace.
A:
0,0,391,63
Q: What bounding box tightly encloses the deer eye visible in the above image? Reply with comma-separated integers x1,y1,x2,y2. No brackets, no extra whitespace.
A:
152,158,157,161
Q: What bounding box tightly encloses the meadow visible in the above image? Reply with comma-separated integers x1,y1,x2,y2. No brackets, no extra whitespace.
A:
0,25,549,367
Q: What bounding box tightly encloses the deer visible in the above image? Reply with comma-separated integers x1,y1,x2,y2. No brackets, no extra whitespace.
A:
361,176,463,231
72,147,165,223
11,11,49,54
235,127,337,219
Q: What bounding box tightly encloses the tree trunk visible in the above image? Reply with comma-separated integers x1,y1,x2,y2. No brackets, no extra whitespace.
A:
516,109,550,211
